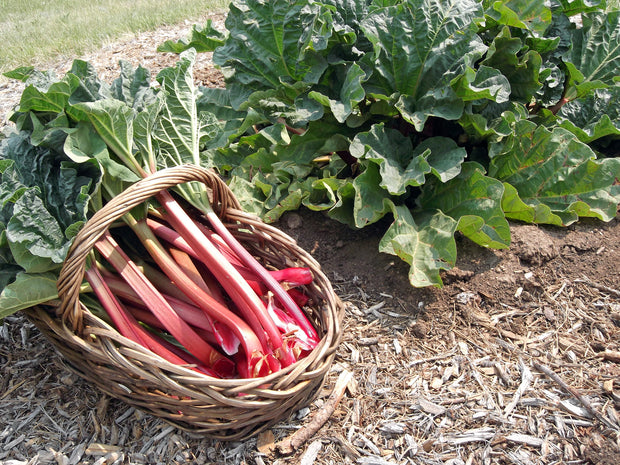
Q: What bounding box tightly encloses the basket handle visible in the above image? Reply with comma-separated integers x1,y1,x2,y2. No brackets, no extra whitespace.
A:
56,164,239,332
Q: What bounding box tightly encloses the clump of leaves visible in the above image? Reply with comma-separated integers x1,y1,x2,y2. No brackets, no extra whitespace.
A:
163,1,617,286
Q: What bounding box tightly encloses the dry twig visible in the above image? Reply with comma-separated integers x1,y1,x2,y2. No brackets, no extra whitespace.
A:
533,362,618,431
276,370,353,456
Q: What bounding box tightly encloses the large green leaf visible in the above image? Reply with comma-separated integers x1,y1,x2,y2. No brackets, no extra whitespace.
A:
557,87,620,143
552,0,607,16
274,117,353,164
350,125,467,195
109,61,155,109
350,124,428,195
1,132,100,237
452,65,511,103
155,49,205,166
70,99,137,171
481,26,543,101
360,0,485,130
489,122,620,225
7,189,67,273
308,63,367,123
352,162,394,228
421,137,467,183
483,0,552,36
16,73,81,115
212,0,332,105
379,205,458,287
158,20,228,53
562,11,620,99
418,162,510,249
0,272,59,319
0,130,100,316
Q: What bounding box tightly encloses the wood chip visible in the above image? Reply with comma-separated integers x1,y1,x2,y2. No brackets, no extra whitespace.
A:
299,440,322,465
504,433,544,448
418,398,447,416
601,350,620,363
256,430,276,455
85,444,121,456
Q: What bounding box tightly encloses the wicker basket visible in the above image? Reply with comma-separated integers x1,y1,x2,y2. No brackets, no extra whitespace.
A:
23,164,343,440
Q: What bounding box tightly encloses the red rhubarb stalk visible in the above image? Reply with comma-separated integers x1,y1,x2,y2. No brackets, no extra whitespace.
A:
106,277,241,356
84,265,229,377
156,191,297,367
126,215,276,370
94,231,230,370
204,209,319,345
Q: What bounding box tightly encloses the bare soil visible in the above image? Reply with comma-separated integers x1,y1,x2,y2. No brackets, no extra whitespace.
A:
1,15,619,465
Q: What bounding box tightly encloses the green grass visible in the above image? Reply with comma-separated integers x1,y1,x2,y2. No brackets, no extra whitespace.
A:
0,0,229,75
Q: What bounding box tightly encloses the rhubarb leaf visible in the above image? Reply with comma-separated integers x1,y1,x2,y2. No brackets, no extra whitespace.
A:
352,162,394,228
484,0,552,36
562,11,620,98
557,87,620,143
489,122,620,225
0,272,59,319
157,20,227,53
481,26,543,102
418,162,510,249
379,205,457,288
213,0,332,107
0,130,101,316
361,0,485,130
350,123,429,195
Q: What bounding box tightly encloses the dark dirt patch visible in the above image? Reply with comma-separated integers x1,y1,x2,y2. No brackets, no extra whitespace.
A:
277,209,620,319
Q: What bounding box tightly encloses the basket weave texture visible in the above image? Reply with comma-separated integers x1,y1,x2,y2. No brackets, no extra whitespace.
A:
23,164,343,440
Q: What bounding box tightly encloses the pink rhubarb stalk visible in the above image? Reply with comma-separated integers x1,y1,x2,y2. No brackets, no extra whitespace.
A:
94,231,230,370
203,209,319,346
85,265,229,377
126,216,279,371
156,191,297,367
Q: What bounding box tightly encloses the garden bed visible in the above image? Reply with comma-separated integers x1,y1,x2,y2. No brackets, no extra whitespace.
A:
1,15,619,465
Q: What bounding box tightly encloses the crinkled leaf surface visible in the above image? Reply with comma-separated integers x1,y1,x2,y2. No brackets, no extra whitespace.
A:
489,122,620,225
563,11,620,97
418,162,510,249
213,0,332,105
420,136,467,183
553,0,607,16
309,63,367,123
557,87,620,143
481,27,543,101
109,61,155,109
0,131,100,316
484,0,552,36
360,0,485,130
350,123,428,195
452,65,511,103
154,49,205,166
379,205,458,287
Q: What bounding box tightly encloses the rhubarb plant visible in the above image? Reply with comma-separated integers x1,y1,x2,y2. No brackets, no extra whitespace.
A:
165,0,620,287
